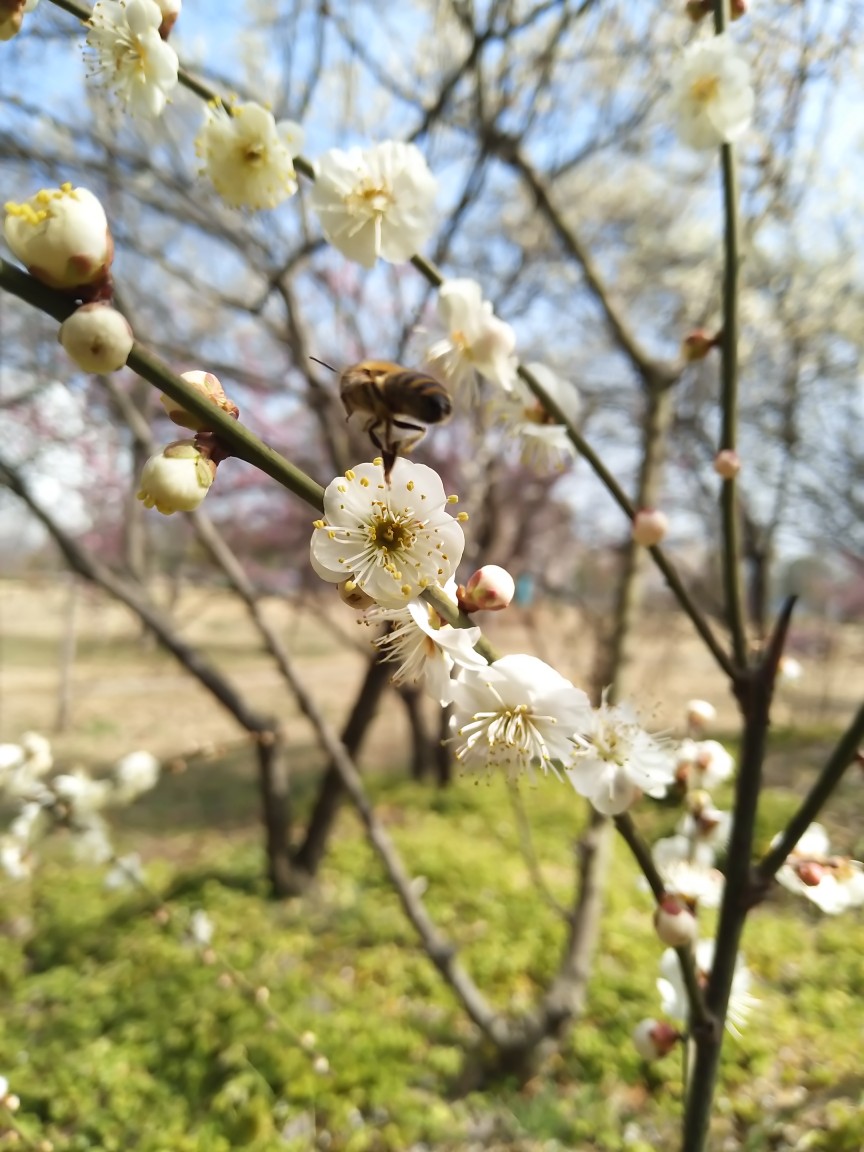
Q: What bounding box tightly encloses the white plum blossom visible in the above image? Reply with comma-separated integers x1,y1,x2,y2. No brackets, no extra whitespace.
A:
652,834,724,909
59,304,133,373
0,837,32,880
105,852,145,891
678,799,732,855
196,101,303,211
86,0,179,118
137,441,216,515
775,823,864,915
566,694,678,816
188,909,214,947
310,459,465,609
426,279,517,397
0,733,53,800
3,184,111,290
491,362,581,471
670,34,754,151
113,751,160,802
70,815,113,864
658,940,756,1037
366,584,486,705
309,142,437,267
450,654,591,779
675,738,735,790
53,771,111,814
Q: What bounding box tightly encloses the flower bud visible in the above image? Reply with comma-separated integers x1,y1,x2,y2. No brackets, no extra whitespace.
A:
155,0,180,36
4,1093,20,1113
654,894,698,947
313,1055,330,1076
632,509,668,548
58,303,133,373
136,440,216,515
778,655,803,683
458,565,516,612
731,0,748,19
3,183,112,290
160,370,239,430
681,327,717,361
338,579,375,610
632,1018,681,1060
796,860,827,887
713,449,741,479
686,698,716,733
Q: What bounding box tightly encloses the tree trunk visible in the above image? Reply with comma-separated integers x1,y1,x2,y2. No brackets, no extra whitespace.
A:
292,654,392,874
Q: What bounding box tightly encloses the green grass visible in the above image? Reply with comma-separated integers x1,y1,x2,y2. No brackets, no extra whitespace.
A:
2,762,864,1151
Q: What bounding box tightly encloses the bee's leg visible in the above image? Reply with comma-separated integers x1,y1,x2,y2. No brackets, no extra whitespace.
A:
365,420,386,454
382,448,397,484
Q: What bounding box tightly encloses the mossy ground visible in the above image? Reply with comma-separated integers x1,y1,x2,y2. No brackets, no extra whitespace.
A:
1,738,863,1152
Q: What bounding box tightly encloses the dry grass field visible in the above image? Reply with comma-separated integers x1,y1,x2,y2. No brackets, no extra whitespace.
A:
1,575,861,772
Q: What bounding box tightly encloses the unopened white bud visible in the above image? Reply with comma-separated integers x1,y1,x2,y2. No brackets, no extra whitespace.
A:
299,1031,317,1051
713,450,741,480
632,1018,681,1060
160,370,238,430
4,183,112,290
136,440,216,515
154,0,180,36
632,509,668,548
686,699,716,733
59,304,133,373
313,1055,330,1076
458,565,516,612
778,656,803,683
654,894,698,947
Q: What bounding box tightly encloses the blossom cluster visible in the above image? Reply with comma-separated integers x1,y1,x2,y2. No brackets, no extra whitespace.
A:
0,733,160,881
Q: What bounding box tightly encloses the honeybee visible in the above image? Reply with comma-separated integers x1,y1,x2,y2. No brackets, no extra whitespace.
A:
336,359,452,481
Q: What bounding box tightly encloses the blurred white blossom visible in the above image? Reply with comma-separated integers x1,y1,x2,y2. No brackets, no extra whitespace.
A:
310,142,437,267
658,940,756,1036
670,34,753,151
566,694,678,815
426,279,517,397
86,0,179,118
366,584,485,705
196,101,303,210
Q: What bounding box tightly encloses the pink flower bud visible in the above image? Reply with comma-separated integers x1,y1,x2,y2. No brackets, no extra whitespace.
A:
681,327,717,361
632,1019,681,1060
160,370,239,430
713,449,741,480
632,509,668,548
59,303,133,373
458,565,515,612
730,0,748,20
654,894,698,947
796,860,826,887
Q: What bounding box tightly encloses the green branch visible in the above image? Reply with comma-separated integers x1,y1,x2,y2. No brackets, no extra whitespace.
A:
0,259,325,510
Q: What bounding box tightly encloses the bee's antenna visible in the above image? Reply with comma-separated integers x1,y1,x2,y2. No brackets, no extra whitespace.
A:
310,356,337,374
